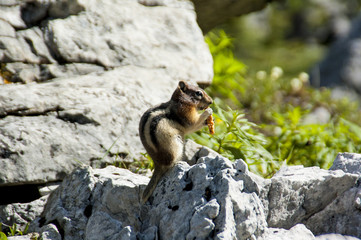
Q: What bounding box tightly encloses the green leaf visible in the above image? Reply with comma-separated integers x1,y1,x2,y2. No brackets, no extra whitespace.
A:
0,232,7,240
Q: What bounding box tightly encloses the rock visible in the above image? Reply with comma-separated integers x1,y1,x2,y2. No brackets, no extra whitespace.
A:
0,3,26,28
303,152,361,238
40,224,61,240
34,166,148,240
33,156,268,240
0,196,48,231
0,0,212,84
7,236,31,240
138,156,267,240
0,0,213,187
265,165,358,229
316,233,360,240
330,152,361,175
305,186,361,238
13,151,359,240
0,66,179,186
260,224,316,240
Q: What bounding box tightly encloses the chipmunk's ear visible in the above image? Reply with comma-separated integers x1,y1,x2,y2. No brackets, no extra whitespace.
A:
179,81,187,92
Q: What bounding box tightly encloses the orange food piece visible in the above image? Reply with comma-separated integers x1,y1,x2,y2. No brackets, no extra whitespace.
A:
207,115,215,135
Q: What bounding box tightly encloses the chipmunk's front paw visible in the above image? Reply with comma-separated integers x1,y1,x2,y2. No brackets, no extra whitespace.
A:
205,108,213,116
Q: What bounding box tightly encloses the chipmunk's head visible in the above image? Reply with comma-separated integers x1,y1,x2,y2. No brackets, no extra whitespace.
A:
174,81,213,110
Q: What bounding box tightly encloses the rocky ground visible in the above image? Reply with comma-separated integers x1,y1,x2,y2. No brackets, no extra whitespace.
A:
2,147,361,240
1,0,361,239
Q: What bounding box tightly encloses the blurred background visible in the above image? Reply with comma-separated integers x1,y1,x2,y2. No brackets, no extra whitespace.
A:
190,0,361,177
221,0,361,81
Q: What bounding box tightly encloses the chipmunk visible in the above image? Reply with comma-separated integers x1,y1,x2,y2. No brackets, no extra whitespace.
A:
139,80,213,202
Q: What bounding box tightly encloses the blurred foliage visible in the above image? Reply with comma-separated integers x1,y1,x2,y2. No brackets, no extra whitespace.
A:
189,31,361,177
221,0,361,78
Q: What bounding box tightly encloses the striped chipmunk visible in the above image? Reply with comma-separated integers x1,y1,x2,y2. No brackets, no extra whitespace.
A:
139,80,214,203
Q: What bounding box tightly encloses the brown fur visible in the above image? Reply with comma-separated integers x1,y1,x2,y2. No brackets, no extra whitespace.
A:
139,81,213,202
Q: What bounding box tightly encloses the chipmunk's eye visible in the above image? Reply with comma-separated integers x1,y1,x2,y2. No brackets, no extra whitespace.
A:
195,90,203,98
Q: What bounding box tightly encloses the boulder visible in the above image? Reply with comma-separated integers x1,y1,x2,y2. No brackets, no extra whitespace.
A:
329,152,361,175
304,153,361,238
0,196,47,231
0,0,213,187
264,165,358,229
3,151,361,239
260,224,316,240
32,156,268,240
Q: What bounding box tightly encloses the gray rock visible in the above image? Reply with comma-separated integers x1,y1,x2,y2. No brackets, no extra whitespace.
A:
41,224,61,240
38,166,148,240
0,196,48,231
85,212,136,240
7,236,31,240
0,0,212,83
302,153,361,238
0,0,212,187
35,156,268,240
18,152,361,240
265,165,358,229
305,186,361,238
0,3,26,28
0,18,15,37
141,156,267,240
0,66,180,186
330,152,361,175
260,224,316,240
316,233,360,240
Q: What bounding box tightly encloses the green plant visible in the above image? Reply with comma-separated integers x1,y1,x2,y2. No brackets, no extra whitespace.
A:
0,232,7,240
189,100,279,177
105,152,154,174
189,30,361,177
0,222,29,237
266,107,361,169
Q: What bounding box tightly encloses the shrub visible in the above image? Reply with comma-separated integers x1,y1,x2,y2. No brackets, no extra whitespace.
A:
190,31,361,177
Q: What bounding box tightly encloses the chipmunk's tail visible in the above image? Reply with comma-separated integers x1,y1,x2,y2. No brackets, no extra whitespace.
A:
142,166,169,203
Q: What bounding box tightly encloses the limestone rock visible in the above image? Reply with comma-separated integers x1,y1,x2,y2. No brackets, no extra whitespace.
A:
33,156,268,240
304,152,361,238
15,152,360,240
265,165,358,229
330,152,361,175
305,186,361,238
260,224,316,240
316,234,360,240
0,0,212,83
0,66,178,186
0,0,213,187
40,224,61,240
141,156,267,240
36,166,148,240
0,196,48,231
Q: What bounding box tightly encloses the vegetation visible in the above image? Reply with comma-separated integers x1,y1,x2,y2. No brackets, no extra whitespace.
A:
223,0,361,78
0,222,39,240
189,31,361,177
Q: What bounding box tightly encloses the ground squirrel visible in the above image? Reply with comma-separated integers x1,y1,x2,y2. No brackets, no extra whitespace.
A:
139,80,213,202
